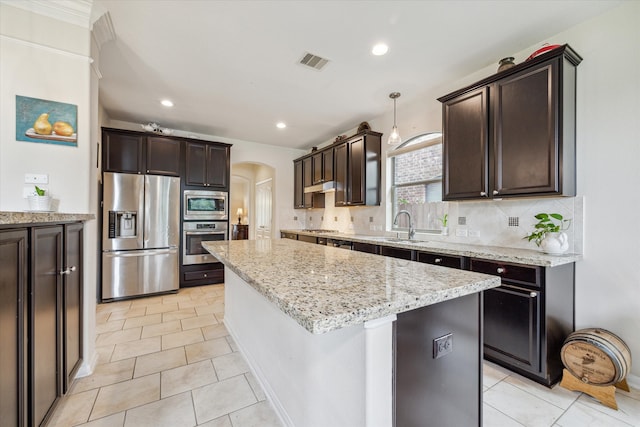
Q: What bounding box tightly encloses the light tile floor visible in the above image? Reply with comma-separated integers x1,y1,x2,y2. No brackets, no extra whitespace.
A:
49,284,640,427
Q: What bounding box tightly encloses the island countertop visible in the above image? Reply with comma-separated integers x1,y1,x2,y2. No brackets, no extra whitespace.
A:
203,239,500,334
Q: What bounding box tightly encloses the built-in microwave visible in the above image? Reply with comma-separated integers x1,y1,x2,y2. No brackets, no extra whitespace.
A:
183,190,228,220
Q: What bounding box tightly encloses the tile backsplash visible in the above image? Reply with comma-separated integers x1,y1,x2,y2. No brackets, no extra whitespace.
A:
295,193,584,254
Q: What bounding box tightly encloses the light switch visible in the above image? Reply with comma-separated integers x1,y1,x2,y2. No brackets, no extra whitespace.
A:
25,173,48,184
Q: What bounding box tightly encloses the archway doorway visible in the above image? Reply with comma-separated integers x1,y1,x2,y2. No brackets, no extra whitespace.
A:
230,162,275,240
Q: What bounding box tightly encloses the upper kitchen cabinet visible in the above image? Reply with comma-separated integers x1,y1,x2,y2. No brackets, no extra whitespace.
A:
293,154,325,209
185,141,230,189
294,160,304,209
335,131,382,206
312,148,334,185
439,44,582,200
102,128,181,176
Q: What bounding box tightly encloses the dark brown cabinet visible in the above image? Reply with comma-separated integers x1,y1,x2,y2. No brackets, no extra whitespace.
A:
470,258,574,386
293,160,304,209
145,137,181,176
232,224,248,240
0,222,84,427
185,141,230,188
0,229,28,427
312,148,333,185
63,223,83,392
102,128,180,176
334,131,382,207
31,226,63,427
293,158,325,209
439,45,581,200
417,251,466,269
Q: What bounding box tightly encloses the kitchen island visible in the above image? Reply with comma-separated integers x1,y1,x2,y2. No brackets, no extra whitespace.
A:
203,239,500,427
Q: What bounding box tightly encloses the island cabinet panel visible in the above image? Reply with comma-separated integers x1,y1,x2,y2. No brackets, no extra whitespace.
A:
185,141,230,189
395,292,482,427
439,44,580,200
0,229,28,427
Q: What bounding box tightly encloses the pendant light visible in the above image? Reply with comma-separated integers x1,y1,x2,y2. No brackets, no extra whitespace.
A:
388,92,402,145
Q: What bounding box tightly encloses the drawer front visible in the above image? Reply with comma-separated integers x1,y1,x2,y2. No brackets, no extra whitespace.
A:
417,252,465,269
183,269,223,282
281,232,298,240
470,259,541,287
353,242,379,254
297,234,317,244
380,246,414,260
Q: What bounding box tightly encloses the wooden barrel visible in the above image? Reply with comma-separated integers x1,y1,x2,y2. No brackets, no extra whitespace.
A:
561,328,632,386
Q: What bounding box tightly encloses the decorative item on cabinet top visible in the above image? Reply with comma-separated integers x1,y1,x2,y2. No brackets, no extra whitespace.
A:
526,43,562,61
497,57,516,72
141,122,173,135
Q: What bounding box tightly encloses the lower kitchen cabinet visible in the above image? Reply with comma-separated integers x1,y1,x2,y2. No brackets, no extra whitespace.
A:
471,259,574,386
0,229,28,427
1,222,84,427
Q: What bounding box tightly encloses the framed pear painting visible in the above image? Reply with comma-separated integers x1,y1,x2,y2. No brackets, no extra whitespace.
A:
16,95,78,147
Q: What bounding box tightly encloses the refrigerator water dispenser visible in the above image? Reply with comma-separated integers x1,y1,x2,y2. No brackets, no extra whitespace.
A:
108,211,138,238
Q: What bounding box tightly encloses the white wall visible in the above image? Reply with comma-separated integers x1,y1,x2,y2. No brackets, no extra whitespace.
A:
0,3,97,376
312,2,640,377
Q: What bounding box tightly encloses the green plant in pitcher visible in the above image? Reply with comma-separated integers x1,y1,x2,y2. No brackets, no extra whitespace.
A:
524,213,571,247
439,213,448,227
34,185,46,196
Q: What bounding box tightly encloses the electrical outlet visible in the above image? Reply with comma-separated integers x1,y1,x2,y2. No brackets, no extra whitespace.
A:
293,216,298,221
469,230,480,237
456,229,468,237
369,217,374,223
433,333,453,359
334,216,338,221
25,173,48,184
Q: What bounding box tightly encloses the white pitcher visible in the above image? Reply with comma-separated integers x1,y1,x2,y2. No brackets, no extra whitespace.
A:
540,232,569,254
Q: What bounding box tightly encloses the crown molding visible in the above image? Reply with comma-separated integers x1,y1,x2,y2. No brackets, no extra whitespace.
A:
1,0,93,29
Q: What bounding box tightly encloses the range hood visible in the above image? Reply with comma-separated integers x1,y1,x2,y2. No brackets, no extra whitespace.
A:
304,181,336,193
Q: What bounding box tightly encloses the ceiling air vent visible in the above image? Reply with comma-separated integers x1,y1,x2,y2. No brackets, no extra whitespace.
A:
299,52,329,71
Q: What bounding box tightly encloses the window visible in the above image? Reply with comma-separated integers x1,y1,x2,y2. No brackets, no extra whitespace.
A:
390,133,443,232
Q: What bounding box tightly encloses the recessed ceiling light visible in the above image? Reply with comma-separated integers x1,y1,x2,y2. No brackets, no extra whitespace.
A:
276,122,286,129
372,43,389,56
161,99,174,107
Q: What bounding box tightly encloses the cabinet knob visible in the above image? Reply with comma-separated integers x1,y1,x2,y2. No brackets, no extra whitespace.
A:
480,191,487,197
203,273,208,278
496,267,505,274
60,265,77,275
530,292,538,298
435,258,442,263
493,190,499,195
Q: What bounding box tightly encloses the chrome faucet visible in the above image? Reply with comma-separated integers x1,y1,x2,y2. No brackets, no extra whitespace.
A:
393,210,415,240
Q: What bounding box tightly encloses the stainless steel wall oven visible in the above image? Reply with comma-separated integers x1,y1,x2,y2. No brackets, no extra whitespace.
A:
182,221,228,265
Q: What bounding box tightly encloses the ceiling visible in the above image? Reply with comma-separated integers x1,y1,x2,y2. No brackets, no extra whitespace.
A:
92,0,621,150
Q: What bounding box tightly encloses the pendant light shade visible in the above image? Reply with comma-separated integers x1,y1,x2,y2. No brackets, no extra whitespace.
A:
388,92,402,145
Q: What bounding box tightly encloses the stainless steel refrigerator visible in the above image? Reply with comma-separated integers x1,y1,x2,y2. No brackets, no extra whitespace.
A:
102,172,180,300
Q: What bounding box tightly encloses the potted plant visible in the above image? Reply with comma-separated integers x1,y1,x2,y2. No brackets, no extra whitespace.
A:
524,213,571,254
28,185,52,211
439,213,449,236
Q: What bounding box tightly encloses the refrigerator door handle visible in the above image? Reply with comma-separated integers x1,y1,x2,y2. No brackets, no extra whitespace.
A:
104,248,177,257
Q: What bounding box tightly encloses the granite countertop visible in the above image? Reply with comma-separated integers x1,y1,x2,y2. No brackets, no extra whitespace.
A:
203,239,500,334
280,229,582,267
0,211,95,225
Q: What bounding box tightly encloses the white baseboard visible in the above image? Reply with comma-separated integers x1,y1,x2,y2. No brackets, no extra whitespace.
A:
75,351,98,379
625,373,640,390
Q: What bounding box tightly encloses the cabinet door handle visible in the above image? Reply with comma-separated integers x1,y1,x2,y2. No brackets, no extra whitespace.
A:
435,258,442,263
496,267,505,274
60,266,77,275
480,191,487,197
493,190,499,195
530,292,538,298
